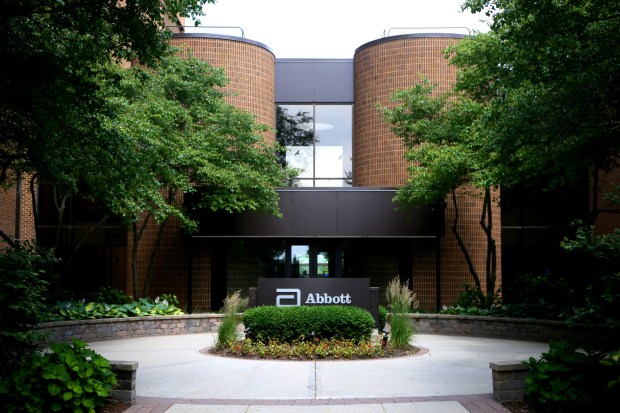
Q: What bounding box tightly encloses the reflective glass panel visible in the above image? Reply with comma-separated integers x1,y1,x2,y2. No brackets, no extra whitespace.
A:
291,245,310,278
317,248,330,277
276,104,352,187
276,105,313,174
315,105,352,185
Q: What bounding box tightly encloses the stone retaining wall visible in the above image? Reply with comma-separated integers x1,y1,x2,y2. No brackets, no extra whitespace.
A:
39,314,224,344
410,314,593,342
39,313,591,344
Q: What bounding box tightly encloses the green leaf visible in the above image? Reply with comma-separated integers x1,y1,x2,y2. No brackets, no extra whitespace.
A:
47,382,62,396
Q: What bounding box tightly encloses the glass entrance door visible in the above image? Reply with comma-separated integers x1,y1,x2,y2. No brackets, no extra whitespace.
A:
291,245,310,277
288,243,341,278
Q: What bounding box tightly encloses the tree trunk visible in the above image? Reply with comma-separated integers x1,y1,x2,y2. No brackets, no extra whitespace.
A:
450,187,482,291
142,189,176,298
480,187,497,299
142,216,170,298
52,185,70,252
131,214,151,299
29,173,40,242
61,215,110,279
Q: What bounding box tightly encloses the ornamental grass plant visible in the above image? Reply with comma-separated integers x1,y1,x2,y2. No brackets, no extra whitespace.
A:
216,290,248,350
386,276,418,349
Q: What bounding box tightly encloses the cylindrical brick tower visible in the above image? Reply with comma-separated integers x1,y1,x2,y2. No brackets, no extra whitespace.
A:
353,33,501,307
353,34,464,187
131,33,277,311
170,33,276,140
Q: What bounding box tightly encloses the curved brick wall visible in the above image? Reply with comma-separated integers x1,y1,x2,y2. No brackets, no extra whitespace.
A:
170,34,276,141
353,34,464,187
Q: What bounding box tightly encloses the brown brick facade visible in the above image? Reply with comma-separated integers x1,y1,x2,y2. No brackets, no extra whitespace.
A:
123,35,276,309
352,35,502,309
10,33,586,313
0,173,37,245
593,163,620,235
170,35,276,140
353,35,459,187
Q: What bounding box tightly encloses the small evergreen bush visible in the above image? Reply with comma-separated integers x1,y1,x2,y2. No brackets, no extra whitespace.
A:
90,287,132,305
377,305,388,332
0,339,117,413
243,305,374,343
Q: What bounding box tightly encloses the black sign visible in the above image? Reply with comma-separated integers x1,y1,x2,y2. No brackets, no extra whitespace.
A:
257,278,370,311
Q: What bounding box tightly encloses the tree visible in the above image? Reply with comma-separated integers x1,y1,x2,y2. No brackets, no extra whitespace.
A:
381,80,498,300
0,0,214,245
1,1,289,299
452,0,620,220
0,241,57,377
383,0,620,301
98,56,287,298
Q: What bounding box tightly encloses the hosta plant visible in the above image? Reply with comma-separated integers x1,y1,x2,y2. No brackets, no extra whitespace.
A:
0,339,117,413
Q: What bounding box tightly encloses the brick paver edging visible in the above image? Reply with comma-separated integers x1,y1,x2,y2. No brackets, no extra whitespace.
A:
122,394,513,413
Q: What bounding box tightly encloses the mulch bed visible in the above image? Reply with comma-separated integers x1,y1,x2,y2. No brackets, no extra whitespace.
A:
98,402,131,413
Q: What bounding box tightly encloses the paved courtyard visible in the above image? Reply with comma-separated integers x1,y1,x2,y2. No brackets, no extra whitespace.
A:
89,333,548,412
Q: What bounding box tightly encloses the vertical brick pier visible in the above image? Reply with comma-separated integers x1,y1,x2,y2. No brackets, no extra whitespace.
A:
109,361,138,405
489,360,529,402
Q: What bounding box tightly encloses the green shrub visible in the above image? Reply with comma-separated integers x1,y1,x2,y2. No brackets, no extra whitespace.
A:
502,273,573,320
91,287,132,305
524,341,619,412
224,337,390,359
216,290,248,350
385,277,416,349
0,241,57,377
0,339,117,413
377,305,388,332
243,305,374,343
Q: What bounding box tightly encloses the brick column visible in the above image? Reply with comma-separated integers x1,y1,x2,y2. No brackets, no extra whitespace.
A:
489,360,529,402
109,361,139,405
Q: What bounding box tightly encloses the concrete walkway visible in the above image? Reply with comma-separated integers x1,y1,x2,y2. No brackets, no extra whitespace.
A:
89,333,548,413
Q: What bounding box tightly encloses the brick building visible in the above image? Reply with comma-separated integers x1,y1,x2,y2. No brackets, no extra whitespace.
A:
0,30,599,311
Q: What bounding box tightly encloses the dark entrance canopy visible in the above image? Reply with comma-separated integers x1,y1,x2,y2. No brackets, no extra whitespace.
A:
188,188,441,238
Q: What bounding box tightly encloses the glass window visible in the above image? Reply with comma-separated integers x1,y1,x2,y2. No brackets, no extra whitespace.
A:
291,245,310,277
276,104,352,187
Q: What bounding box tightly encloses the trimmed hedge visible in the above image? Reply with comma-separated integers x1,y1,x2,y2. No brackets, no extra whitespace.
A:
243,305,375,343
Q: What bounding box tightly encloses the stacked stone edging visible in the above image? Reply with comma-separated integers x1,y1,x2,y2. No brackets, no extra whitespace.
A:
39,314,224,344
410,314,595,342
39,313,596,344
489,361,529,402
109,361,138,405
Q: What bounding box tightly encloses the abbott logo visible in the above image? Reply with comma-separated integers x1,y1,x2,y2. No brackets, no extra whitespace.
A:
275,288,301,307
